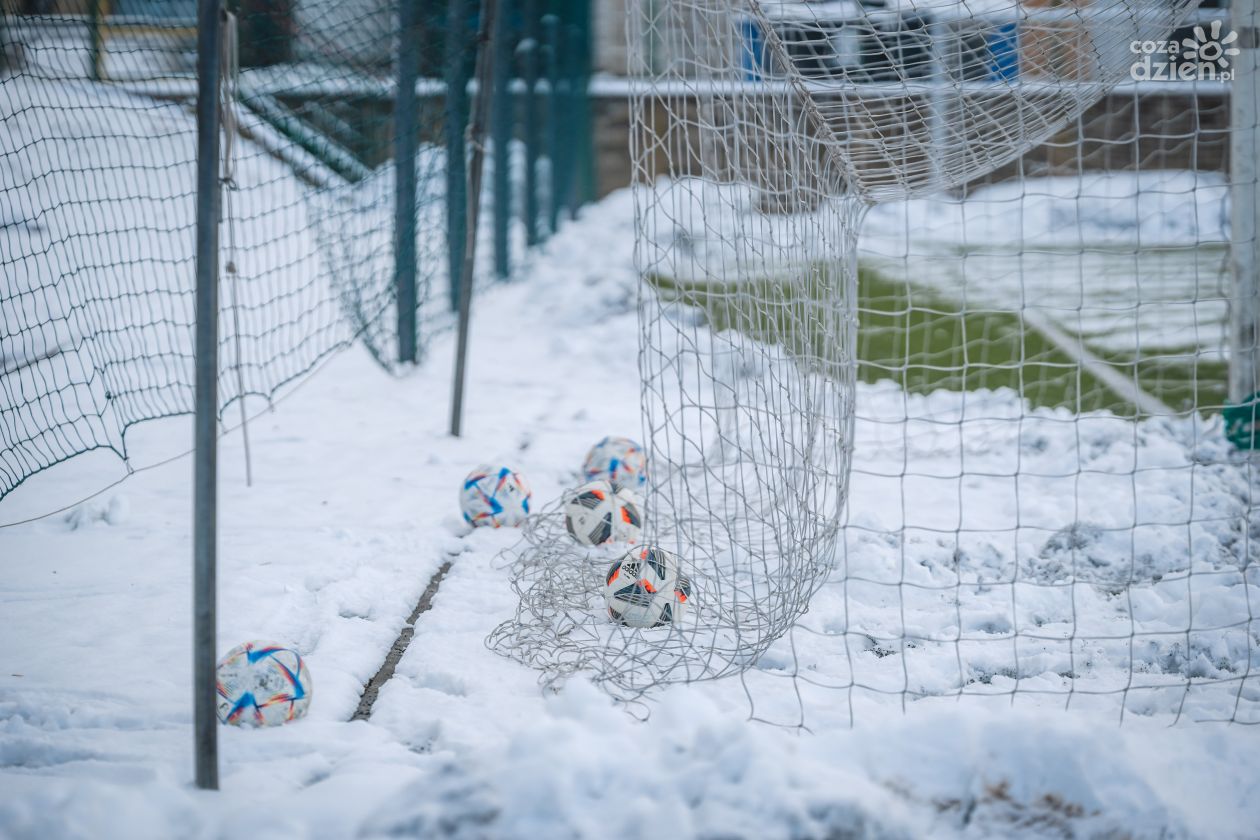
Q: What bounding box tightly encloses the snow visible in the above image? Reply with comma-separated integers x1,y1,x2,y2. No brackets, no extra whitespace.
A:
861,171,1232,357
4,59,1260,837
2,183,1259,836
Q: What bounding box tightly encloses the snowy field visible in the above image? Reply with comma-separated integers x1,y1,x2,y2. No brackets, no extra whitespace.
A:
3,41,1260,836
3,186,1260,837
861,171,1231,374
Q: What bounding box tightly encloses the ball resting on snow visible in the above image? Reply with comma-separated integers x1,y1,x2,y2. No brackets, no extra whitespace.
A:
604,546,691,628
581,436,646,492
460,464,531,528
216,641,312,727
563,480,644,546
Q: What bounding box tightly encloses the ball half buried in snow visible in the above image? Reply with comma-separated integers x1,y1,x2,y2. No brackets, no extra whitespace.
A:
216,641,312,727
581,436,647,492
460,464,532,527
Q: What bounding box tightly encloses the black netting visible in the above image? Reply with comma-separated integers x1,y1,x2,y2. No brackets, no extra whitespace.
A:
0,1,466,501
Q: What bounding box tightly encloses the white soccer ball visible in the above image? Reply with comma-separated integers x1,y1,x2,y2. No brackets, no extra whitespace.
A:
581,436,647,492
460,464,531,527
604,546,691,628
564,480,644,546
216,640,312,727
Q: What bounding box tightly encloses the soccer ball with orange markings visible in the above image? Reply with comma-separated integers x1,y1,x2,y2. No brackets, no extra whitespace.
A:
460,464,531,528
563,479,643,546
216,640,312,727
603,546,691,628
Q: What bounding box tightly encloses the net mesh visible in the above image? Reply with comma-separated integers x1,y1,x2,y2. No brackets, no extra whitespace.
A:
0,2,455,502
489,0,1260,722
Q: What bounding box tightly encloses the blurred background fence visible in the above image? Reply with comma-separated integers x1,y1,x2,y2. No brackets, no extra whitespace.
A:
2,0,1256,496
0,0,595,503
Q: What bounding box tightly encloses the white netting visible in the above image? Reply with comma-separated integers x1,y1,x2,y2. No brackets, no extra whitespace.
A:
490,0,1220,704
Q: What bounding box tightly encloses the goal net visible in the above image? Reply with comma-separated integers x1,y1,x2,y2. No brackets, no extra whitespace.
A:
491,0,1260,722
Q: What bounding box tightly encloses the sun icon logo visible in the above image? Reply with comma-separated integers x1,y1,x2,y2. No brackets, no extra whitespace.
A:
1182,20,1241,71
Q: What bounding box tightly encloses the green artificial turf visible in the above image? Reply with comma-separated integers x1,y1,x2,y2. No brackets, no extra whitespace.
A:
647,263,1226,416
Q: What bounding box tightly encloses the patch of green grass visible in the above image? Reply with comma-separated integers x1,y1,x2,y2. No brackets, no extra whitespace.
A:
648,265,1226,416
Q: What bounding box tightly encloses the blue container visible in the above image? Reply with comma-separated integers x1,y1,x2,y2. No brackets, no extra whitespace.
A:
987,22,1019,80
740,17,766,81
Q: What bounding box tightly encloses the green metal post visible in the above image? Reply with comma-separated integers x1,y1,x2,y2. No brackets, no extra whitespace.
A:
573,0,595,207
521,0,541,246
555,19,580,221
395,0,420,362
445,0,470,311
193,0,224,793
90,0,106,82
543,12,562,233
564,20,582,219
491,0,512,279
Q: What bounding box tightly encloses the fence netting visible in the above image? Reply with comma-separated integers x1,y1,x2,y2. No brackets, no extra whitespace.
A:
0,2,461,502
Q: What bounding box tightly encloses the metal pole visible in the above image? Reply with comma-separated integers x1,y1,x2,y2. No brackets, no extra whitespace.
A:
573,0,594,207
543,12,562,233
90,0,106,82
395,0,420,363
445,0,470,312
450,0,499,437
563,20,582,219
193,0,224,792
522,0,541,246
1230,1,1260,407
492,0,512,280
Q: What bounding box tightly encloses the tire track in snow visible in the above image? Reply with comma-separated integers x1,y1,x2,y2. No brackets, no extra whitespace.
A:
352,560,453,720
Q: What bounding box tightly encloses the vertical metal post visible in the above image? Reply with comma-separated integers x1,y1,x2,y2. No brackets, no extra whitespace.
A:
395,0,420,362
90,0,107,82
926,16,950,193
450,0,499,437
445,0,470,312
491,0,512,280
573,0,594,207
193,0,223,793
1231,1,1260,406
543,12,562,233
563,20,583,218
522,0,541,246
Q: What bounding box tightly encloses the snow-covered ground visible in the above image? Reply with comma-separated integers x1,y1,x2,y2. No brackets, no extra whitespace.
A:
3,184,1260,837
862,171,1232,360
4,41,1260,836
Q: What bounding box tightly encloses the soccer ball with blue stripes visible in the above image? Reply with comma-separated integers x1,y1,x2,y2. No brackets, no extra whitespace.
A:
216,640,312,727
581,436,647,492
460,464,532,528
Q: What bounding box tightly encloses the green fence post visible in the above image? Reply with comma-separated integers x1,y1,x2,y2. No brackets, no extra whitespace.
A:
564,20,582,219
554,18,582,221
492,0,512,279
445,0,470,312
395,0,420,362
543,11,562,234
193,0,224,793
521,0,541,246
89,0,107,82
574,0,595,207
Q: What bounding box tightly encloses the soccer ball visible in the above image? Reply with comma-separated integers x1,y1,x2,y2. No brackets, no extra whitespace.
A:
603,546,691,628
563,480,644,546
460,464,531,527
582,436,647,491
216,641,312,727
